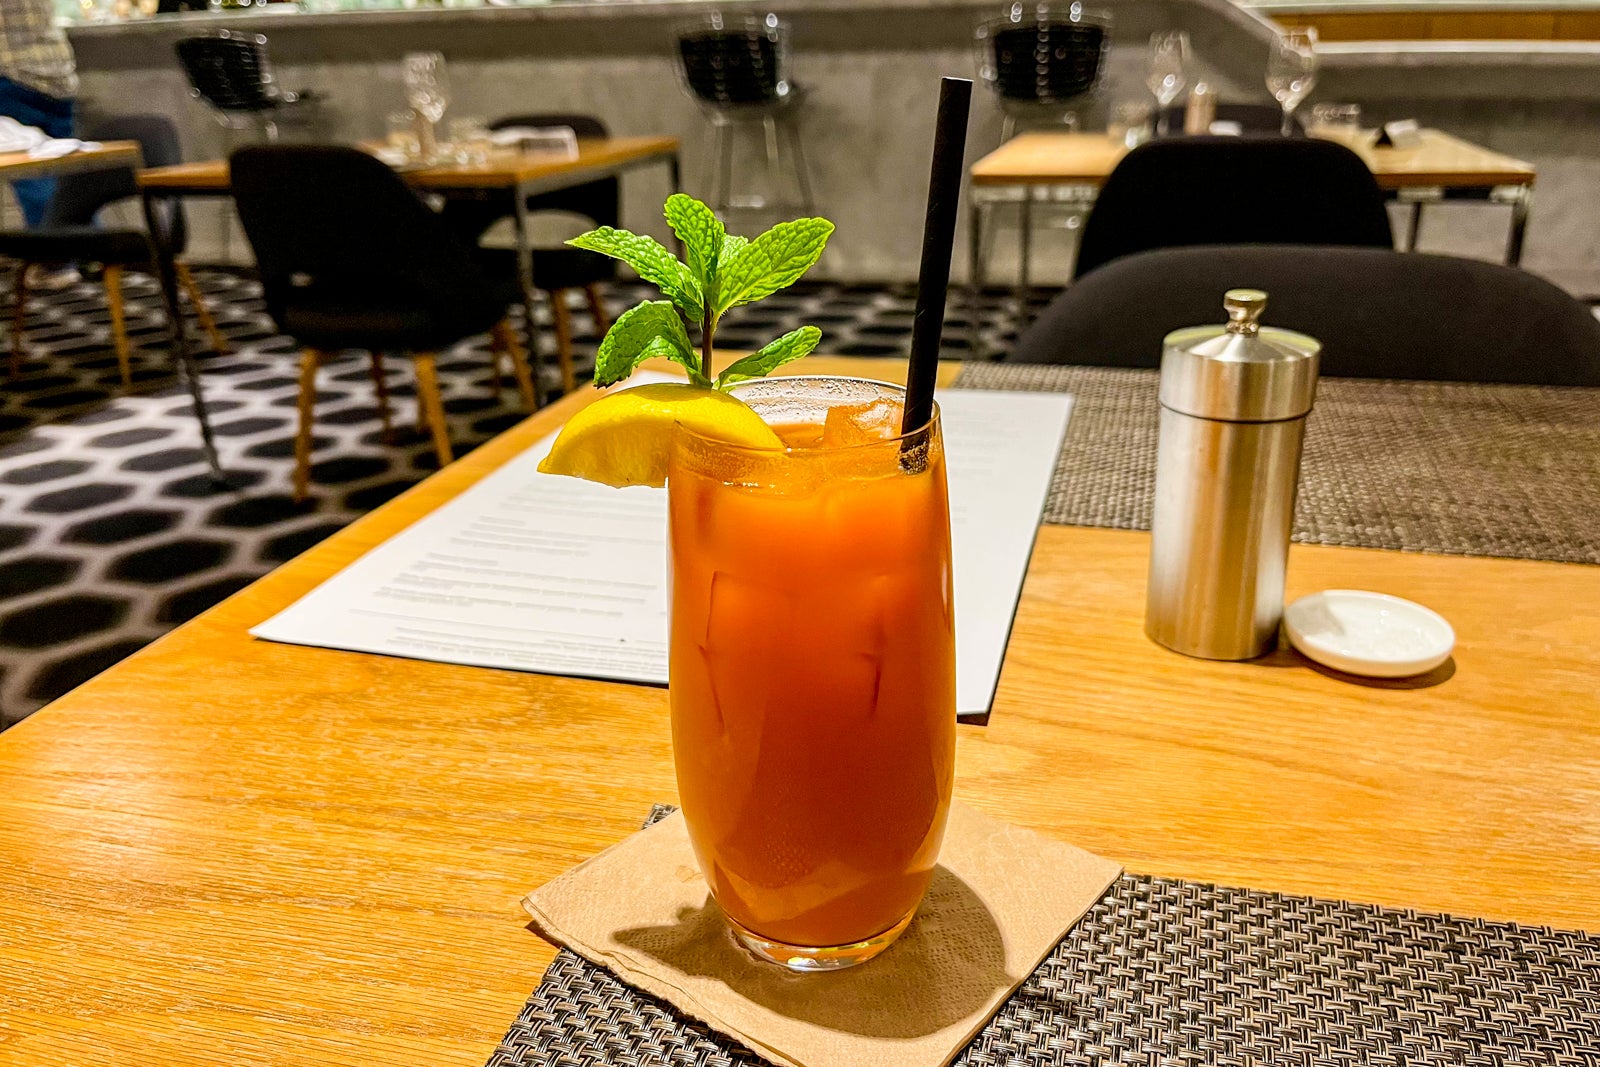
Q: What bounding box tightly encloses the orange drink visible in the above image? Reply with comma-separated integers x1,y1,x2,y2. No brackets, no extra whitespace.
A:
667,377,956,970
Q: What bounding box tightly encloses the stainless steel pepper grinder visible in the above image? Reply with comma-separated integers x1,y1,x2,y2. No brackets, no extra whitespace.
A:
1146,289,1321,660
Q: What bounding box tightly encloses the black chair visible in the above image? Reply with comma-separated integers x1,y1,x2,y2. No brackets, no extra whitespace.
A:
676,14,814,215
1156,103,1301,137
176,31,316,143
230,145,533,501
1013,244,1600,386
0,114,228,386
1073,136,1393,280
976,6,1110,139
442,113,618,394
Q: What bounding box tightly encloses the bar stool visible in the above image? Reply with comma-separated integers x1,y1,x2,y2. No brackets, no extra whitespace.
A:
175,31,319,145
677,13,815,216
177,30,320,263
971,2,1111,337
975,2,1111,140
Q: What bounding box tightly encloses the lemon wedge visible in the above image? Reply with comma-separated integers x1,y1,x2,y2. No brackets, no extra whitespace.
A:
537,383,783,488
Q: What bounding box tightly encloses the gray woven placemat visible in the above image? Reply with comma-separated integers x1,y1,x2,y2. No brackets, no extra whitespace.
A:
488,808,1600,1067
952,364,1600,565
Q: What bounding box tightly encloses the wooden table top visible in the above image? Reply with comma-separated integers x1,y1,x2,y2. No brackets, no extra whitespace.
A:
136,136,679,194
970,128,1538,189
0,140,141,182
3,356,1597,1065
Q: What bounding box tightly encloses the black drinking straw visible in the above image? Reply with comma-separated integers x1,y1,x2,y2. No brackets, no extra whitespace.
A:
901,76,973,441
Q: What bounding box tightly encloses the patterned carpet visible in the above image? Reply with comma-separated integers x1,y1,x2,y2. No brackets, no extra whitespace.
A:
0,268,1039,727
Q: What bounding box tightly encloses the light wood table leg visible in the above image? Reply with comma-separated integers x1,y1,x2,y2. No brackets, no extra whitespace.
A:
411,352,454,469
486,329,504,399
367,351,393,444
293,349,328,503
583,283,610,334
103,264,133,389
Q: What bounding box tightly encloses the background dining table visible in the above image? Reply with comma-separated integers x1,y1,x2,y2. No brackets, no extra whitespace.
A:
129,135,681,487
1,355,1596,1066
968,128,1539,299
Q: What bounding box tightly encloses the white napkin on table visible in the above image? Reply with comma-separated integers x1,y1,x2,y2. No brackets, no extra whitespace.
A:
0,116,102,159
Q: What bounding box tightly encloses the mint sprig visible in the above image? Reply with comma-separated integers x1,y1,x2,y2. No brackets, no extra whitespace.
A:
566,193,834,389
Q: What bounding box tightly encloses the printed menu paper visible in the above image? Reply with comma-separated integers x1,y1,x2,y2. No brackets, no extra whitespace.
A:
251,388,1072,718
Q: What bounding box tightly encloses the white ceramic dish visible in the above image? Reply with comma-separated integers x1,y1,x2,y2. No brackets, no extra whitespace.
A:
1283,590,1455,678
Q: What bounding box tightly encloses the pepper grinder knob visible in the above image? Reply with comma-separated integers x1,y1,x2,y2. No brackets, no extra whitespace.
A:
1223,288,1268,336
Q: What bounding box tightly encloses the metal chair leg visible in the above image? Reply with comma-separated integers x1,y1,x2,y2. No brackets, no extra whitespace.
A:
10,260,28,378
1016,194,1034,322
780,114,816,214
703,119,722,210
411,352,454,469
715,119,736,215
102,264,134,389
762,114,781,207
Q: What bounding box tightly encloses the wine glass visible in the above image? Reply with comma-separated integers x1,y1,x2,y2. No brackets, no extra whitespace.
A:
1146,31,1189,137
1267,29,1318,136
402,52,450,158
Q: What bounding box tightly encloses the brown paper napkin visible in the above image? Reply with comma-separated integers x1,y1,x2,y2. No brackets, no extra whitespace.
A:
522,801,1123,1067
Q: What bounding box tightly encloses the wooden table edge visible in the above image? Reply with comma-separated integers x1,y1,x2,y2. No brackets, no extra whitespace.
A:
136,136,681,193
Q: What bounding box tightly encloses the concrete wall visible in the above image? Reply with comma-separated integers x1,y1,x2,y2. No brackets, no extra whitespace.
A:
65,0,1600,293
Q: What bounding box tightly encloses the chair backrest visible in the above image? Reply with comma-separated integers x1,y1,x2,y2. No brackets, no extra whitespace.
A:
490,113,618,228
1013,245,1600,386
1073,136,1393,279
175,32,280,113
678,26,785,107
230,145,498,329
985,19,1107,104
46,114,188,252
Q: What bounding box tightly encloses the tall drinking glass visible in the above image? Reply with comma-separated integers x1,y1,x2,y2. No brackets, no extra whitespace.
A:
667,376,957,972
1267,29,1318,136
1146,31,1189,136
402,52,450,161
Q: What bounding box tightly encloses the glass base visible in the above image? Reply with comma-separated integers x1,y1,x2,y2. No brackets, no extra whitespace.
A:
728,909,916,972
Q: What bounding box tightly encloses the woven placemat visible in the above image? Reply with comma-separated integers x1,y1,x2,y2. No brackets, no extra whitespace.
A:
952,364,1600,565
488,808,1600,1067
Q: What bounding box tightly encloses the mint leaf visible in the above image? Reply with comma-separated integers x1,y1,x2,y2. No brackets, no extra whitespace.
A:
715,218,834,315
716,326,823,388
566,227,702,321
717,234,748,272
664,194,725,312
594,300,705,387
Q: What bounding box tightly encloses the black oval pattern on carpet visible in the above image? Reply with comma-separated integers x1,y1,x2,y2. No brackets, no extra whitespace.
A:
0,269,1026,727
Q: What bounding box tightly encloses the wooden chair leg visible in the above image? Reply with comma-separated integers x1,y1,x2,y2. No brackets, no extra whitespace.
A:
487,348,504,398
549,288,576,395
10,261,28,378
367,351,394,444
293,349,328,503
411,352,454,468
102,264,133,389
175,263,229,354
492,318,537,413
583,283,610,334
